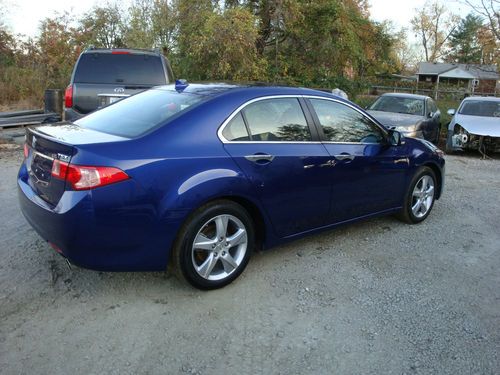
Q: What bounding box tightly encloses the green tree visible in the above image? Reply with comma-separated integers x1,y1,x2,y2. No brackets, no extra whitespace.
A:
189,7,267,80
463,0,500,42
37,13,81,88
80,4,126,48
447,13,483,63
125,0,176,52
173,0,215,77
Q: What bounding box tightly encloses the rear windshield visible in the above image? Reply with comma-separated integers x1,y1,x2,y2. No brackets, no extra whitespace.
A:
75,89,206,137
73,53,166,85
459,100,500,117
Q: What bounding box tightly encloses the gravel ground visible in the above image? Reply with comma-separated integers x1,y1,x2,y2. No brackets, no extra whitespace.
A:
0,143,499,375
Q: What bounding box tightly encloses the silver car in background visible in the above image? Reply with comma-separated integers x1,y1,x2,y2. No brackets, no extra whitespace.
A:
446,96,500,155
367,93,441,144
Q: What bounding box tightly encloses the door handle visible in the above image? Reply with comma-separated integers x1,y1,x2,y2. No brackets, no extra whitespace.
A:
244,154,275,163
333,154,355,161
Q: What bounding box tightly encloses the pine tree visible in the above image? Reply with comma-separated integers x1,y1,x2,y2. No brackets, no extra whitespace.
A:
447,13,483,63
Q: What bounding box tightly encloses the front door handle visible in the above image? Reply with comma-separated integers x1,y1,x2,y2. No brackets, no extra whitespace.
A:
333,154,355,161
244,153,275,163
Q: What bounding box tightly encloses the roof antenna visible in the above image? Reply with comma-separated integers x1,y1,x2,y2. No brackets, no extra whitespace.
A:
175,79,189,93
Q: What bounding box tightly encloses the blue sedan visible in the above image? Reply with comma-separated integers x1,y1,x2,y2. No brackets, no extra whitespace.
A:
18,83,445,289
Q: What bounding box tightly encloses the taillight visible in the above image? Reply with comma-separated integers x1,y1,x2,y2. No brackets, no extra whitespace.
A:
23,143,29,158
64,85,73,108
51,160,129,190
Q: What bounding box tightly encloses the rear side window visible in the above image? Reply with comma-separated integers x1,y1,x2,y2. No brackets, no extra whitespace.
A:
73,53,166,85
76,89,205,137
222,113,250,141
223,98,311,142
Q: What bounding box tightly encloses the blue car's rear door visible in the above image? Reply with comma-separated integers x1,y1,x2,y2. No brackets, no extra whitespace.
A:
220,97,332,237
306,97,408,223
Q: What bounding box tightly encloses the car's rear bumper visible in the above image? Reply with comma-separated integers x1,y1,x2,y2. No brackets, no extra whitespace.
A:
18,163,182,271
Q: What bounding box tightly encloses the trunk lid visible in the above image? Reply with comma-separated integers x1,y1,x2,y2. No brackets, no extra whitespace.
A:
25,124,127,206
25,128,75,206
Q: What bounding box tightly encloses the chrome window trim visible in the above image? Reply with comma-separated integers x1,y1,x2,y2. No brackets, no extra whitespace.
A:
304,95,388,142
217,94,387,145
321,141,382,145
217,95,315,144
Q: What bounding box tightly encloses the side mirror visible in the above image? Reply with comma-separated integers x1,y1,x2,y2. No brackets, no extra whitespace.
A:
427,111,434,118
447,108,456,116
387,130,402,146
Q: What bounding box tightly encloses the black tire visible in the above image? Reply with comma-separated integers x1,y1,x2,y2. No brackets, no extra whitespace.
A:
171,200,254,290
397,166,437,224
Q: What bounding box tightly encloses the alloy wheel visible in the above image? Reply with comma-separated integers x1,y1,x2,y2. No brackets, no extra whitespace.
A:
191,214,248,281
411,175,435,218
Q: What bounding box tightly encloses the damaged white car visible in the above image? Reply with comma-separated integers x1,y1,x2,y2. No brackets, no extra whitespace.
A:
446,96,500,155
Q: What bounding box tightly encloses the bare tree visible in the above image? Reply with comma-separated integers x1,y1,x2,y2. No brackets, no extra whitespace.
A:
411,0,460,61
462,0,500,41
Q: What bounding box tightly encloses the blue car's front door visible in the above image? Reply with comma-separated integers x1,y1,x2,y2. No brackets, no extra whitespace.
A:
306,97,408,223
220,97,332,237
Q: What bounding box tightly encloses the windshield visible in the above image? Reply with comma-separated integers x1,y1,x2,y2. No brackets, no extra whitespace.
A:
369,96,425,116
458,100,500,117
75,89,206,137
74,53,166,85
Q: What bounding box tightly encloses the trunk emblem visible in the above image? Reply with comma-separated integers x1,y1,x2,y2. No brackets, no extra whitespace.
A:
114,87,125,93
58,153,71,162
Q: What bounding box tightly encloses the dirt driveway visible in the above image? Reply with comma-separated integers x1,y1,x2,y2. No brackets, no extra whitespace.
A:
1,145,499,375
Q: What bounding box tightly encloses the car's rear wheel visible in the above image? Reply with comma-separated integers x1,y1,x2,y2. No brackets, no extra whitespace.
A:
171,200,254,290
397,167,436,224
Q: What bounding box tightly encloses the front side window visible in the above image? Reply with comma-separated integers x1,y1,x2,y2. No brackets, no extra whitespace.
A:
310,99,384,143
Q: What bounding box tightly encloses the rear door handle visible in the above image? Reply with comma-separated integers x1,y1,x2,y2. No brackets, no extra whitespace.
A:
244,154,275,163
333,154,355,161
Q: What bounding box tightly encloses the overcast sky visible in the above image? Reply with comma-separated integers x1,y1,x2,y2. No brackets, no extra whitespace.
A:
3,0,471,37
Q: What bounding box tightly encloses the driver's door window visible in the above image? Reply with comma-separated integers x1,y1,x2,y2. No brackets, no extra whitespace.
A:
309,99,384,143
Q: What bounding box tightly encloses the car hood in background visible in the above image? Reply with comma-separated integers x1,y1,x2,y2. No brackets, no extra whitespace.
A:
367,110,424,128
454,114,500,137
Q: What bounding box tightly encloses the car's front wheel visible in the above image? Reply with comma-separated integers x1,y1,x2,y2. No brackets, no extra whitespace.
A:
397,167,437,224
171,200,254,290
